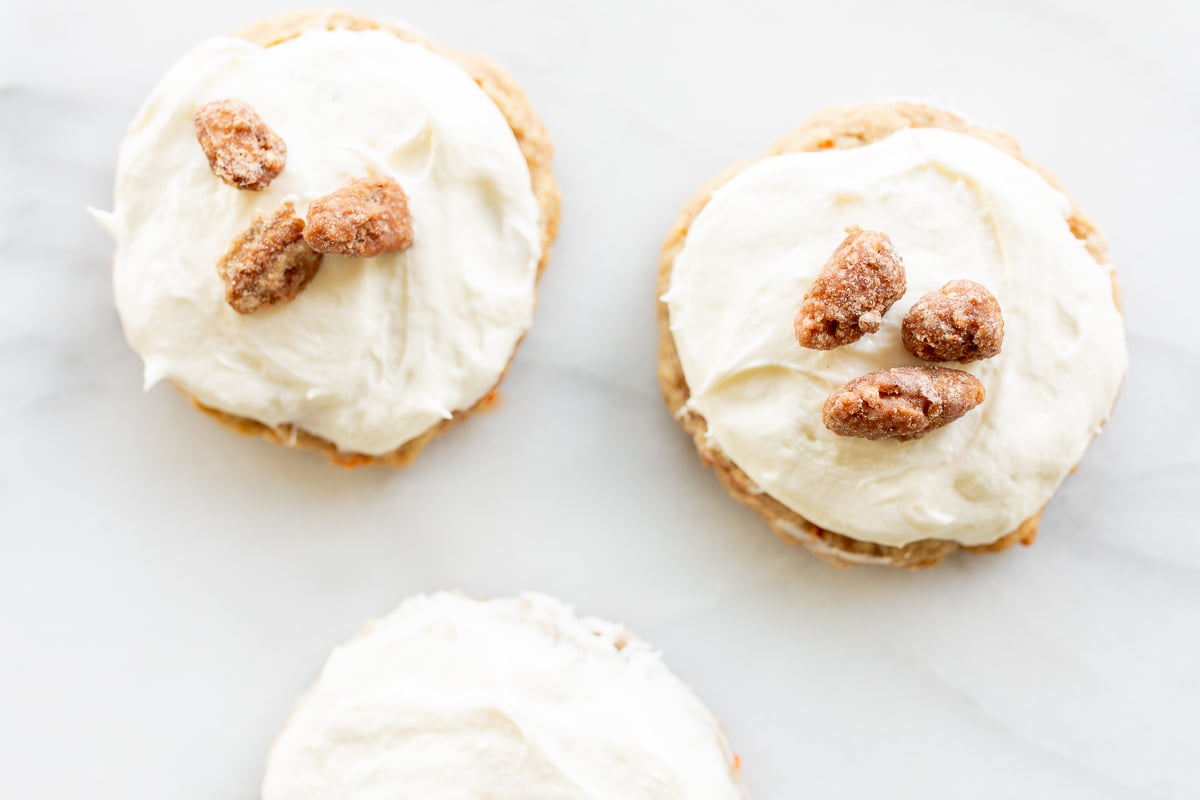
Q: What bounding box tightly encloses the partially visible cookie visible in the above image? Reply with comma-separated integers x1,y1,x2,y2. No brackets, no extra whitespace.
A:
261,593,747,798
658,101,1126,568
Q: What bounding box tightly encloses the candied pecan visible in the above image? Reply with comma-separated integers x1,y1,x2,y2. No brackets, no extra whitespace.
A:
902,280,1004,363
303,176,414,257
822,366,985,441
217,201,322,314
795,226,907,350
194,99,287,191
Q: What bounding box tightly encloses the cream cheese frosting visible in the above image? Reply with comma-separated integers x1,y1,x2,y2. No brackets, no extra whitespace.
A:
665,127,1127,547
103,28,541,455
261,593,744,799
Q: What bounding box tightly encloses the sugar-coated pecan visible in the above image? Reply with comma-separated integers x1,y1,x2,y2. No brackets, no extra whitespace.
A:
303,176,414,257
902,280,1004,363
822,366,985,441
194,99,286,191
795,226,907,350
217,201,322,314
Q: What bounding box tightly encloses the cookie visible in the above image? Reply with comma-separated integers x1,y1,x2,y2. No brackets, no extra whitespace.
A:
658,101,1126,568
103,11,560,467
261,593,746,798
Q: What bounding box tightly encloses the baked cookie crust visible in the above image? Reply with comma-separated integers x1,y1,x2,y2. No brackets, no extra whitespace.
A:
187,10,561,467
657,101,1116,568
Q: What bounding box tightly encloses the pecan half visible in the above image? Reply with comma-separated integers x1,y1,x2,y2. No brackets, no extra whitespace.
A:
303,176,414,257
902,280,1004,363
217,201,322,314
795,226,907,350
194,99,286,191
822,366,985,441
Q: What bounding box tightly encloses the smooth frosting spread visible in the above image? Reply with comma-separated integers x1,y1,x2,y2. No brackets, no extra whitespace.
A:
261,593,744,799
103,29,541,455
665,128,1127,547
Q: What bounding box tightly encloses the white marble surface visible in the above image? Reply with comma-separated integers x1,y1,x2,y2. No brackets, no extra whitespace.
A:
2,0,1198,797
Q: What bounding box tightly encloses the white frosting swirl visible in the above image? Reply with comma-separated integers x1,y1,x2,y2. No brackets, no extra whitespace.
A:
261,593,744,799
105,29,541,455
666,128,1127,547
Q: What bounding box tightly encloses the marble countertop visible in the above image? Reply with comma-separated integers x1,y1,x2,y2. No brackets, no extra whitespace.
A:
2,0,1198,797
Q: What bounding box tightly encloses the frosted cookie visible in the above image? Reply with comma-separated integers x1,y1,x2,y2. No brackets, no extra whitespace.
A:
261,593,746,798
99,11,560,467
658,102,1126,568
